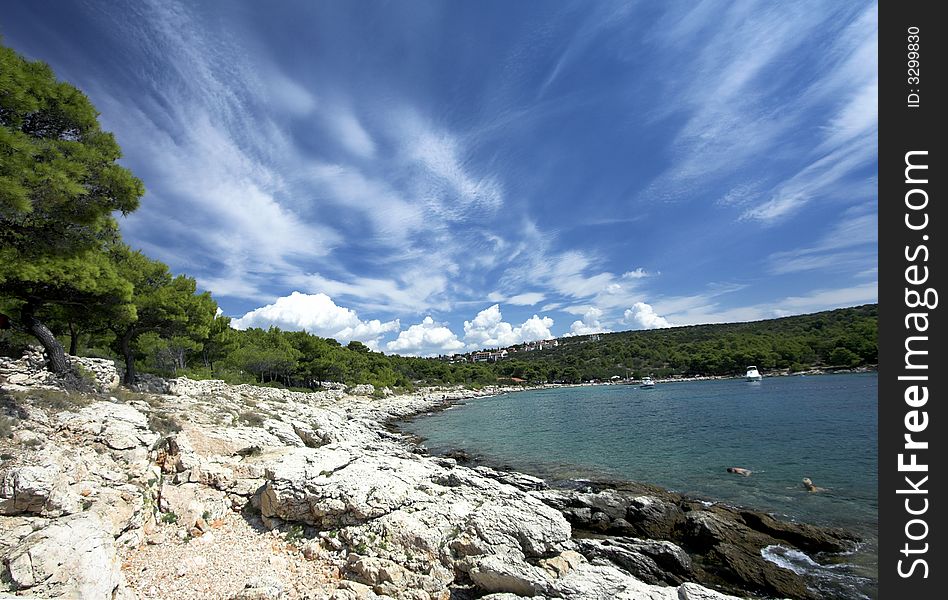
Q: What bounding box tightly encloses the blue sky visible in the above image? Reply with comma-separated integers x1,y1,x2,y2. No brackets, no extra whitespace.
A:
3,0,877,356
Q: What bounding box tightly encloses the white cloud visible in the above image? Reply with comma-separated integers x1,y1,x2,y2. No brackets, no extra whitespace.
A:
507,292,546,306
517,314,557,343
398,112,505,218
462,305,554,349
232,292,399,346
739,136,875,223
324,105,376,158
566,307,610,336
290,266,451,316
386,317,466,357
307,163,425,241
623,302,673,329
265,72,317,116
622,268,650,280
767,208,876,275
653,281,877,326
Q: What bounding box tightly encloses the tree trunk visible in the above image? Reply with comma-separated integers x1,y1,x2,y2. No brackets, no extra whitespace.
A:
121,329,136,386
21,305,69,375
68,322,79,356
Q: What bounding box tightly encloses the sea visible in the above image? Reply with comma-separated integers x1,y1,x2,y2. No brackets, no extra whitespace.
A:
402,373,878,599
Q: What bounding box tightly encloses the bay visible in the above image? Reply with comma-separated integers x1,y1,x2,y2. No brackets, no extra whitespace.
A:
403,373,878,599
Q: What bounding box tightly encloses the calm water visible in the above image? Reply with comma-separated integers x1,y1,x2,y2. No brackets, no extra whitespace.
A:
403,373,878,599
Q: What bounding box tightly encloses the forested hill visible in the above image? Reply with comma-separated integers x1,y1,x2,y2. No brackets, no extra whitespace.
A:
496,304,877,382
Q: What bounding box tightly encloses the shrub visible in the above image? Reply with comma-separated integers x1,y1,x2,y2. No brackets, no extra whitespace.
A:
0,415,16,439
14,389,91,412
149,412,182,435
238,411,265,427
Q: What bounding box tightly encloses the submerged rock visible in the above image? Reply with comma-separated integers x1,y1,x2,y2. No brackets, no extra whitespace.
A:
536,483,858,599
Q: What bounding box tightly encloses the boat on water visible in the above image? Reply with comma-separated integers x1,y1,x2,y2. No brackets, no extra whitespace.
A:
640,376,656,388
745,366,762,381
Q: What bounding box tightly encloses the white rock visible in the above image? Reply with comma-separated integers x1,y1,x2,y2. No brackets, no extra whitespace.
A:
3,513,125,598
0,462,79,517
469,554,552,597
159,482,229,528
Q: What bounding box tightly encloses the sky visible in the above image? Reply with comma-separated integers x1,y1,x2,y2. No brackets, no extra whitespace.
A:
2,0,878,356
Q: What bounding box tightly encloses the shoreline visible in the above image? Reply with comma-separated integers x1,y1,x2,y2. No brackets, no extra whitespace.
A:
389,381,877,599
1,353,867,599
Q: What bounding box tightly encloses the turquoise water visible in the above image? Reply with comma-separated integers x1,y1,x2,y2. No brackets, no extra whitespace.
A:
403,373,878,598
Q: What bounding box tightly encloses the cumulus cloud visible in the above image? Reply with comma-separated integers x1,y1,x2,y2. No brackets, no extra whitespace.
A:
623,302,674,329
386,317,466,357
232,292,399,346
566,307,610,336
462,305,554,349
622,268,651,279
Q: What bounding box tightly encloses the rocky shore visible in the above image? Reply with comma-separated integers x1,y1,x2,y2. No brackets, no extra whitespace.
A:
1,350,857,599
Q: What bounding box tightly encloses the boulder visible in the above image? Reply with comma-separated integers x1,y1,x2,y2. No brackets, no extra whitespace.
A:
576,538,692,585
2,513,126,598
59,401,158,450
350,384,375,396
158,482,230,528
474,466,548,491
0,462,79,517
466,500,571,558
469,554,552,597
258,448,433,528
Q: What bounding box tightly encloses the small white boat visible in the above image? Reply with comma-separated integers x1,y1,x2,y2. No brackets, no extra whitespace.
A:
640,376,656,388
745,366,762,381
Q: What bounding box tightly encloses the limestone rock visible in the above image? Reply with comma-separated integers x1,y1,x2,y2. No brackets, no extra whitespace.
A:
539,549,585,578
470,554,552,597
3,513,126,598
474,466,548,491
158,482,229,528
0,462,79,517
59,401,158,450
230,576,287,599
350,384,375,396
466,500,570,558
576,537,692,586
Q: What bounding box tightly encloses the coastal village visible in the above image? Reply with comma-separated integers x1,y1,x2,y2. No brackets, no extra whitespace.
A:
443,339,561,365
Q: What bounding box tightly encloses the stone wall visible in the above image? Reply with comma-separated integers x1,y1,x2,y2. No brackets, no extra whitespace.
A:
0,347,120,392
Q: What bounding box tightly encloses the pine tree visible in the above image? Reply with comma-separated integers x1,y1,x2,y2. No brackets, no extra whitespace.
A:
0,43,144,373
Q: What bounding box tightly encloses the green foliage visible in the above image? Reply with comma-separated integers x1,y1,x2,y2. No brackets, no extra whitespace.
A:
12,388,91,411
109,247,217,383
0,414,16,439
829,346,861,368
0,44,143,237
161,512,178,524
512,304,878,380
0,44,144,370
238,410,265,427
148,412,182,435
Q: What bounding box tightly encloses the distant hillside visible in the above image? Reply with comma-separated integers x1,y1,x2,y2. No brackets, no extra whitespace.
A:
495,304,877,382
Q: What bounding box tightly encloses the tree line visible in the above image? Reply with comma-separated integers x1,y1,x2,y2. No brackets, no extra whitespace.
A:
0,42,878,393
502,304,878,383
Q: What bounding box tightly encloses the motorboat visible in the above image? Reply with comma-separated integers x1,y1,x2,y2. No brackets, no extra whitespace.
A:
745,366,762,381
640,376,655,388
